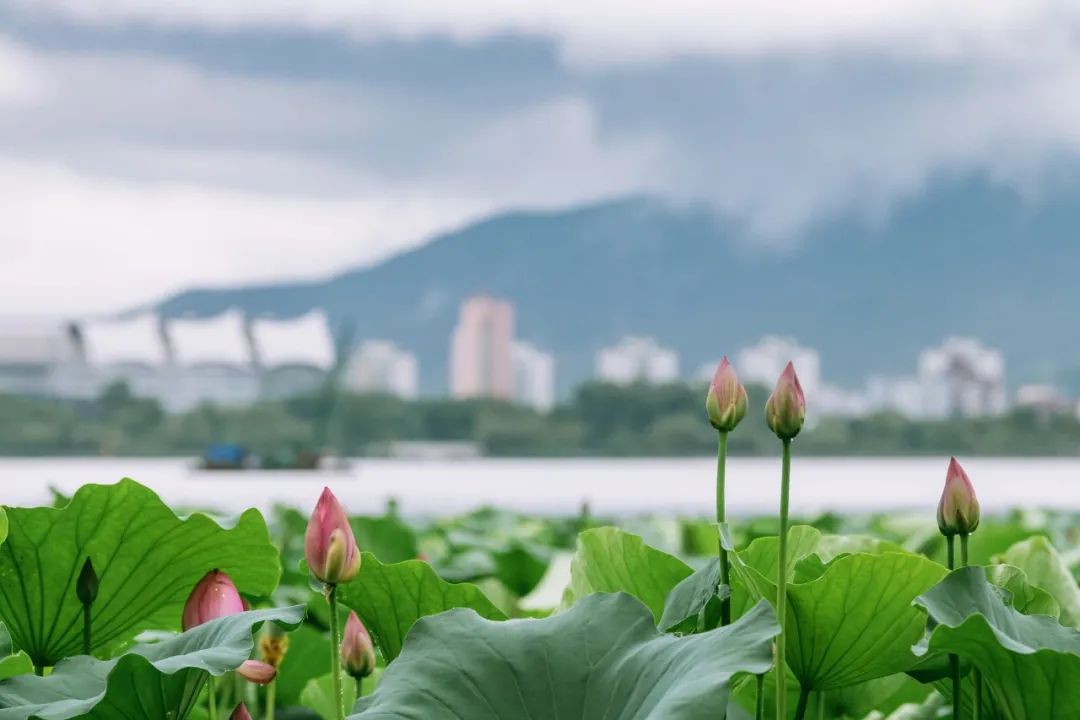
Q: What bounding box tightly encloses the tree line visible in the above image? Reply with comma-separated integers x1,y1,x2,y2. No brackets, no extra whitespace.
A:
0,380,1077,457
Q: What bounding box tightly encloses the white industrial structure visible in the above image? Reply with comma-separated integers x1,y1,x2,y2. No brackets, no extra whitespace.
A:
595,336,679,385
512,341,555,411
345,340,419,399
917,337,1007,418
0,310,345,411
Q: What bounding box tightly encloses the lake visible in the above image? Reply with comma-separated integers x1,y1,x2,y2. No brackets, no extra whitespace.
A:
0,456,1073,517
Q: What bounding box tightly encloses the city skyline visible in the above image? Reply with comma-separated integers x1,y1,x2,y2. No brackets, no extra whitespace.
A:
2,297,1071,420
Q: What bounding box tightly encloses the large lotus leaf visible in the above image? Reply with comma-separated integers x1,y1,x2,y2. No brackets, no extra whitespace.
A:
0,605,305,719
786,552,946,691
999,536,1080,627
336,553,505,662
0,479,280,667
350,593,779,720
562,527,692,622
914,567,1080,720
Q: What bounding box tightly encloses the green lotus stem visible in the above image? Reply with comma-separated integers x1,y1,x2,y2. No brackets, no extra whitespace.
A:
356,677,365,699
716,430,731,626
266,679,276,720
755,674,764,720
960,532,980,719
794,685,810,720
817,691,825,719
82,604,92,656
947,534,960,720
327,584,346,720
208,676,219,720
776,438,792,720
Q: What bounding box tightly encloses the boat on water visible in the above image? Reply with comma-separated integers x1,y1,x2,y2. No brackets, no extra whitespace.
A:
196,443,348,471
194,320,356,473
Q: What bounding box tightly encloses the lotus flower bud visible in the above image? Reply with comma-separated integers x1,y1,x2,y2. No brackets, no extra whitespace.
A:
305,487,361,585
341,611,377,680
258,622,289,669
236,659,277,685
181,570,245,631
706,357,748,432
937,457,980,537
231,703,253,720
765,362,806,440
76,557,98,606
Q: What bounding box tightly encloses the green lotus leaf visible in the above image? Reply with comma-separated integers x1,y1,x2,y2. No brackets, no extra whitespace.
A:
350,593,779,719
987,564,1060,619
336,553,506,662
0,605,305,719
786,552,946,691
0,479,281,668
914,566,1080,720
562,527,692,622
302,671,359,720
657,558,728,633
999,536,1080,627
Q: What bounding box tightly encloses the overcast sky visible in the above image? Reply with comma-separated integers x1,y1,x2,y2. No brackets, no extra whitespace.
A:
3,1,1080,314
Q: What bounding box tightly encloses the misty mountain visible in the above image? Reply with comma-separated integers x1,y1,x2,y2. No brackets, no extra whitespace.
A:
156,175,1080,395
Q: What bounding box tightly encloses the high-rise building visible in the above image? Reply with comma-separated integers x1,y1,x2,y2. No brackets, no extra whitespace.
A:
918,337,1007,418
513,341,555,411
449,295,515,399
346,340,419,399
595,336,679,385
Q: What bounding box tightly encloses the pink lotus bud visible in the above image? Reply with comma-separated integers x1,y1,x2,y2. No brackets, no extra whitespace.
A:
341,611,377,679
236,659,277,685
231,703,253,720
706,357,748,432
937,457,980,537
182,570,245,631
765,362,806,440
305,487,361,585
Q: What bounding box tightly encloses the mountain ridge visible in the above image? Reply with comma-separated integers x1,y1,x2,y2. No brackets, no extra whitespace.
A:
156,178,1080,395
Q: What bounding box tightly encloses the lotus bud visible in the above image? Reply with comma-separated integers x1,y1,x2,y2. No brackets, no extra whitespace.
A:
236,659,277,685
341,611,377,680
765,362,806,440
231,703,253,720
258,622,289,669
76,557,99,606
181,569,245,631
305,487,361,585
706,357,748,432
937,457,980,537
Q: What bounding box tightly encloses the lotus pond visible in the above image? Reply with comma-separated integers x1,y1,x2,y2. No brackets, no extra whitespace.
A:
0,474,1070,719
0,364,1076,719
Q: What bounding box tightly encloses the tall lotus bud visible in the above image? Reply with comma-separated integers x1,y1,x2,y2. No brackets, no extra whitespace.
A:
341,611,377,680
765,362,806,440
231,704,253,720
258,622,289,669
706,357,748,432
236,659,277,685
937,457,980,537
305,487,361,585
76,557,99,606
182,570,245,631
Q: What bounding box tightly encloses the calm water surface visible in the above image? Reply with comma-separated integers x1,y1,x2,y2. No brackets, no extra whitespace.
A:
0,456,1075,516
